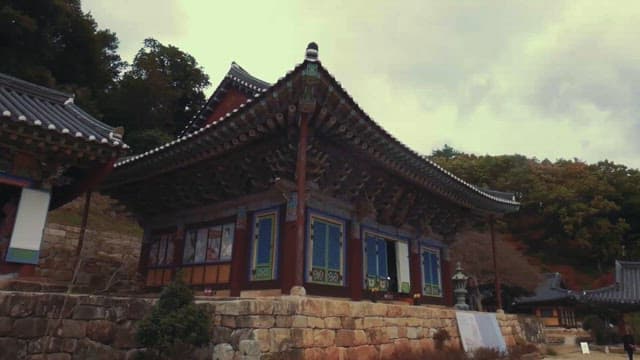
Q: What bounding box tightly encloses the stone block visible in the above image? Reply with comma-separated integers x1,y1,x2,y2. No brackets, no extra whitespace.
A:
313,329,336,347
307,316,325,329
127,300,149,320
407,327,418,339
230,328,254,349
113,324,137,349
75,338,123,360
325,346,347,360
239,339,261,356
379,343,397,359
252,328,271,352
221,315,237,327
56,319,86,338
269,328,292,352
291,328,314,348
275,315,292,327
0,337,27,360
73,305,105,320
0,316,13,335
335,329,368,347
324,317,341,329
365,327,389,345
236,315,275,328
326,300,350,317
386,326,399,339
385,305,403,317
273,298,298,315
363,317,384,328
86,320,116,344
248,299,274,315
289,315,305,328
62,338,78,353
345,345,378,360
303,347,326,360
370,303,387,316
300,298,325,317
213,343,235,360
13,318,48,338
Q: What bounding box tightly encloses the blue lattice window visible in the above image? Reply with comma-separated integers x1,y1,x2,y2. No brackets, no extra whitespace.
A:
421,246,442,297
307,214,344,286
250,210,279,281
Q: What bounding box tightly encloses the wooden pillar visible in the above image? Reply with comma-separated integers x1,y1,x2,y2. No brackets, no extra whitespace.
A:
490,215,503,310
138,226,151,280
173,223,185,280
293,113,309,289
349,221,363,301
281,195,298,294
442,256,454,306
409,239,422,299
230,208,248,297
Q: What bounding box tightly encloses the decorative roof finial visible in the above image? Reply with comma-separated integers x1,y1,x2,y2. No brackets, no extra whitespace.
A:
305,42,319,62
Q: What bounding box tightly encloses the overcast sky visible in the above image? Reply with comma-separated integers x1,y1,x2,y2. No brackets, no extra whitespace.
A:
83,1,640,168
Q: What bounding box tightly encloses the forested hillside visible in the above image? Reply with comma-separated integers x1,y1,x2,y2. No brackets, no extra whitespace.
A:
431,145,640,288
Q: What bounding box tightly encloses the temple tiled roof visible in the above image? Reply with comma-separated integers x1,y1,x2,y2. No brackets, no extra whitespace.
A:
514,273,573,305
580,261,640,305
108,44,519,215
0,72,127,149
179,62,271,137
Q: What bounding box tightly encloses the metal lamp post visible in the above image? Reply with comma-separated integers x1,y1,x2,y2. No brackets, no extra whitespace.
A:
452,262,469,310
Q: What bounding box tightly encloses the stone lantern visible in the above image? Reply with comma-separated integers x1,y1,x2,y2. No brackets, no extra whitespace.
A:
452,262,469,310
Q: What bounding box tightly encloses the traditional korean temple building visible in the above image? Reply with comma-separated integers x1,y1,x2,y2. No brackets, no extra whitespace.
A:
513,273,577,328
0,73,127,276
103,43,519,305
580,260,640,312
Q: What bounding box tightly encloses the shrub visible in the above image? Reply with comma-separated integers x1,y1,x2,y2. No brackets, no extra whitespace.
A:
136,276,210,359
434,328,452,350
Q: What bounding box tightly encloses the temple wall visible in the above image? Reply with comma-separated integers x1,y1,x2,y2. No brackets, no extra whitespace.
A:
36,224,142,291
0,292,524,360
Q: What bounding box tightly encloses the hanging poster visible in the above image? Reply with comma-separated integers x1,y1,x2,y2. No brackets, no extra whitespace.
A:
194,228,208,263
206,226,221,261
165,235,174,265
157,237,167,265
183,231,196,264
220,223,234,260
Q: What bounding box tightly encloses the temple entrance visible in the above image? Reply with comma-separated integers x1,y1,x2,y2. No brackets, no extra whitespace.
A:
0,183,21,264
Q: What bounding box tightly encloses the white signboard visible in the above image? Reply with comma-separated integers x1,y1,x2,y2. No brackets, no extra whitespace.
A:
456,311,507,353
580,342,590,354
7,188,51,264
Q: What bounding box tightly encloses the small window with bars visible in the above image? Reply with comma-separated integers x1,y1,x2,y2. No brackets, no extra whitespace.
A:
308,214,344,286
251,210,279,281
421,246,442,297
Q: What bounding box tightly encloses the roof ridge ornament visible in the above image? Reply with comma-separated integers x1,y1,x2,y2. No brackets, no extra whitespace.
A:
305,42,319,62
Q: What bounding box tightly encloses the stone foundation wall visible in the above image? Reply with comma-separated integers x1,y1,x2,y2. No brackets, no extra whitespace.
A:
37,224,142,291
0,292,525,360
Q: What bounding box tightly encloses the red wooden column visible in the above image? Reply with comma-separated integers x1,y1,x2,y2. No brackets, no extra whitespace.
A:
441,247,454,306
490,216,503,310
137,226,151,279
293,112,309,289
172,223,185,280
348,221,363,301
230,207,248,297
280,195,298,294
409,238,422,300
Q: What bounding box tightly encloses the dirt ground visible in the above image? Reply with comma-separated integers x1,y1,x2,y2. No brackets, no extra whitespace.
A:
544,345,629,359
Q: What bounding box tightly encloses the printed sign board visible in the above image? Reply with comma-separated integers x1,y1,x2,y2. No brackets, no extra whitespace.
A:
456,311,507,353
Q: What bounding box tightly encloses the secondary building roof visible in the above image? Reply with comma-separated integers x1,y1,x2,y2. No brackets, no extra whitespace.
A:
580,260,640,306
0,72,127,160
514,273,573,306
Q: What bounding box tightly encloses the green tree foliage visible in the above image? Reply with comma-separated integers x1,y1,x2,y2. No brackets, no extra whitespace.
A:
136,276,210,359
100,38,210,152
430,146,640,275
0,0,125,114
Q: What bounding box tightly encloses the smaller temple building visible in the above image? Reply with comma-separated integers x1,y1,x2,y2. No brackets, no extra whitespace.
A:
0,73,127,277
513,273,577,328
580,260,640,312
103,43,519,305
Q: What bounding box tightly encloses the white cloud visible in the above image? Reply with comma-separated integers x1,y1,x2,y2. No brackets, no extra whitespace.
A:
82,0,640,168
